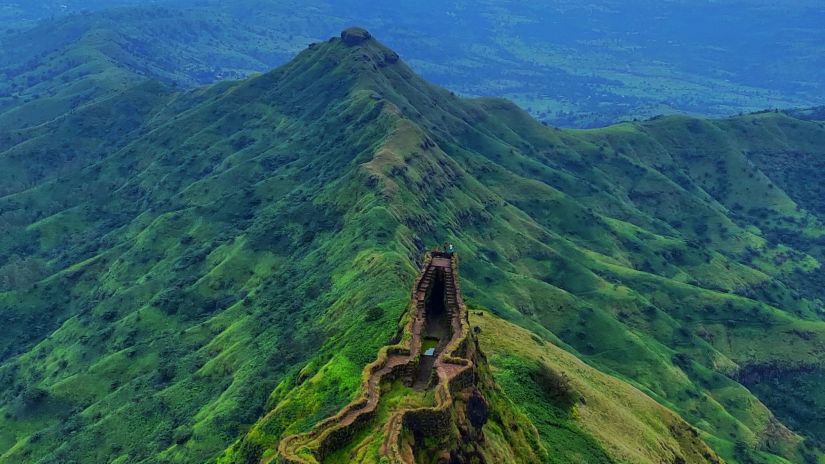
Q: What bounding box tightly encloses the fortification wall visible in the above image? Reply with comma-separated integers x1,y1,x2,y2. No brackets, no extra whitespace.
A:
277,254,438,464
381,252,479,464
277,252,479,464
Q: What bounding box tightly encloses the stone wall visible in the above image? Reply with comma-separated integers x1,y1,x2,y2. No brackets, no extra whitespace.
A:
381,253,481,464
277,252,480,464
277,254,437,464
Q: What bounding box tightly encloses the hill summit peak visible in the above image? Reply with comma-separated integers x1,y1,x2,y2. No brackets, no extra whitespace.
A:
341,27,372,46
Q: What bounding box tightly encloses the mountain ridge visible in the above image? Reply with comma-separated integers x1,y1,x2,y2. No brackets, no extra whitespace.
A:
218,31,825,464
1,28,825,464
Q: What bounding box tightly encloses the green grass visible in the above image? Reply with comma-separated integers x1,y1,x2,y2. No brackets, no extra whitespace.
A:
471,311,723,464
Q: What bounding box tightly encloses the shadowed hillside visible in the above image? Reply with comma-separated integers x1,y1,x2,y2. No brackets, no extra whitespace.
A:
2,28,825,464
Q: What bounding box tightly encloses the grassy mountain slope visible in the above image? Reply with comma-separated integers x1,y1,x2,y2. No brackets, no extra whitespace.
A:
2,29,825,464
0,37,417,462
472,311,720,464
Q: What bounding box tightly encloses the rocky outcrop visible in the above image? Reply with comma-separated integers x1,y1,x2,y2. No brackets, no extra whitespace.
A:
382,50,400,65
341,27,372,46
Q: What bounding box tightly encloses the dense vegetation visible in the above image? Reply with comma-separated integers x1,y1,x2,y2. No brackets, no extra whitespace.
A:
3,23,825,464
2,0,824,127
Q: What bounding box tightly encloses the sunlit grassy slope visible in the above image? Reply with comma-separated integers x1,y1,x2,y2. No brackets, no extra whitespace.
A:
471,311,720,464
2,30,825,463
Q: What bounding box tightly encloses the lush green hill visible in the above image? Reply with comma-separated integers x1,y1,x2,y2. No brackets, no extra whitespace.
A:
2,29,825,464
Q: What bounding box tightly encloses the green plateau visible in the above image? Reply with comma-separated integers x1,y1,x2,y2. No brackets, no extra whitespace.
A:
2,27,825,464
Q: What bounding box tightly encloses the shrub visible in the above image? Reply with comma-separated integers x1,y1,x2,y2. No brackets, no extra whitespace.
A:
10,386,49,417
173,426,192,444
530,363,581,409
237,441,263,464
19,386,48,406
365,306,384,322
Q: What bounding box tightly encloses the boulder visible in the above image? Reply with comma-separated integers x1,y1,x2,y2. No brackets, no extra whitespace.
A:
383,50,400,64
